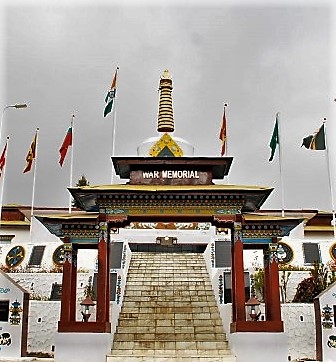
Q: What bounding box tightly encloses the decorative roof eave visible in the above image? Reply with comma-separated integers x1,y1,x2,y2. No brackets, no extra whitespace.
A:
69,184,273,213
304,225,335,232
243,213,304,237
213,213,304,238
0,220,30,228
35,213,99,238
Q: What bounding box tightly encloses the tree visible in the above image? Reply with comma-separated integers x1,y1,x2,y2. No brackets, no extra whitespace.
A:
293,262,336,303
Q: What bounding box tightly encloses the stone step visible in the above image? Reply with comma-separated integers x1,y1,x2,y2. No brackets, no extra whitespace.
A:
106,354,236,362
112,340,230,351
129,268,206,270
108,349,236,361
118,310,221,318
123,286,214,292
111,252,234,359
119,315,223,326
118,318,223,328
116,324,225,333
121,300,218,307
122,296,217,304
129,264,206,267
126,273,210,279
121,306,219,313
124,280,212,285
117,318,223,327
119,311,221,319
124,288,215,294
113,332,227,342
124,288,217,307
124,284,213,290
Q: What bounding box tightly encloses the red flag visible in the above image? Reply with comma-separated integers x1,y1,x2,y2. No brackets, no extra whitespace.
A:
0,142,8,179
219,107,227,156
59,127,72,166
23,131,37,173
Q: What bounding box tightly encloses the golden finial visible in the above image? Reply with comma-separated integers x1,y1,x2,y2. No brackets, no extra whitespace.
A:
157,69,174,133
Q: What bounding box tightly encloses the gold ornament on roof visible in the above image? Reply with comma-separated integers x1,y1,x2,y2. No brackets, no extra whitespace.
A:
157,69,174,133
149,133,183,157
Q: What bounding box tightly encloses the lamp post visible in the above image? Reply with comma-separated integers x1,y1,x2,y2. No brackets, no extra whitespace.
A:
246,296,261,321
0,103,28,146
80,296,95,322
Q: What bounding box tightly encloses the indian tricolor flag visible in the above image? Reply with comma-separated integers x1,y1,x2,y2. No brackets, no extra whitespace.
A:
104,67,119,117
59,127,73,166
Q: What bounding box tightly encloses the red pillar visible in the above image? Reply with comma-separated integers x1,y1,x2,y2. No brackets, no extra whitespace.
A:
269,258,282,322
264,243,282,322
69,247,78,322
59,241,72,329
96,219,108,324
105,235,111,323
230,219,246,331
262,239,283,332
231,230,236,322
264,249,272,321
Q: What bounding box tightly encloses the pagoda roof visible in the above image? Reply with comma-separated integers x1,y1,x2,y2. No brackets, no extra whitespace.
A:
36,210,303,239
68,183,274,213
35,212,99,237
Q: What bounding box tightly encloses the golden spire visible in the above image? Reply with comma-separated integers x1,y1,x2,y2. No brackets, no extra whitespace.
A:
157,69,174,132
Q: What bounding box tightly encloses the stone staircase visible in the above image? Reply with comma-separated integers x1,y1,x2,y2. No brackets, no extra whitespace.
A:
107,252,236,361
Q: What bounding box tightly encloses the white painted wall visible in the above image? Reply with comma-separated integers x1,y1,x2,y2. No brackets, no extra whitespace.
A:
0,271,28,358
315,281,336,362
282,303,316,361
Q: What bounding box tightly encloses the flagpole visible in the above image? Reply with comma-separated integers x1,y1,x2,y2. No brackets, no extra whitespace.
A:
111,105,117,184
30,128,39,237
110,67,119,184
69,114,75,213
323,118,336,238
223,103,229,184
0,136,9,227
277,112,285,217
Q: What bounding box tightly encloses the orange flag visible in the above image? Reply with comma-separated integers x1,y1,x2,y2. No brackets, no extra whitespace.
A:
219,106,227,156
23,130,38,173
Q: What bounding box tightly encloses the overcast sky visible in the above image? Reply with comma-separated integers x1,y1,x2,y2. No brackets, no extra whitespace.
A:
1,0,335,212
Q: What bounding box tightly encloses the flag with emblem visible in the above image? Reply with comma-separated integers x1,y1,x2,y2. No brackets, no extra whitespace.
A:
301,123,326,150
104,67,118,117
23,130,38,173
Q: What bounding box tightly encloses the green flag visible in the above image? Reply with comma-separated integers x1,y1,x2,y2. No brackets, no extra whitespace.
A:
269,113,279,162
